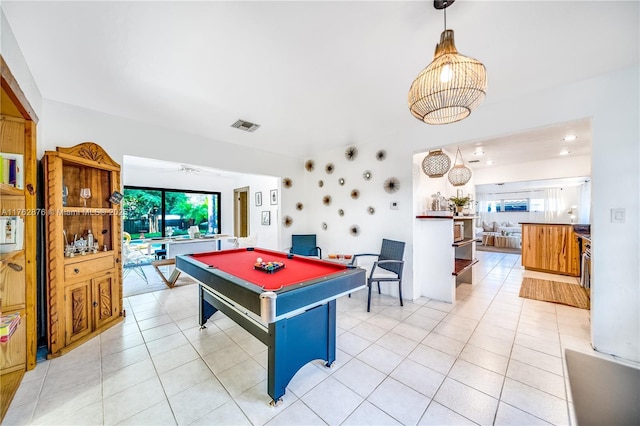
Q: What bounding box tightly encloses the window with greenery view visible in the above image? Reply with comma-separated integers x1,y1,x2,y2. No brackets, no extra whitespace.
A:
485,198,530,212
123,187,221,239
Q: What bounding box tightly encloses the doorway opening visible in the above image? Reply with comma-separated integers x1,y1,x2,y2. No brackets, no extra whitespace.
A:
234,186,250,238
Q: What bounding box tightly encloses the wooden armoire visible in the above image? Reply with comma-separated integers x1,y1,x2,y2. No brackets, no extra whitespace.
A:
43,142,124,357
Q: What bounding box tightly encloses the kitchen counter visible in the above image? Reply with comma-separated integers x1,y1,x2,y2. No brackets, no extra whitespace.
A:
575,232,591,244
520,222,589,227
521,223,583,276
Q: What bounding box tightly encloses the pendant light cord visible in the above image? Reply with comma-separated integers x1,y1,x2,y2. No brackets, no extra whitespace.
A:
443,2,447,31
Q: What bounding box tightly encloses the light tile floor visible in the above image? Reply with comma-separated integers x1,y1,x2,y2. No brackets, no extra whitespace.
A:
3,251,620,425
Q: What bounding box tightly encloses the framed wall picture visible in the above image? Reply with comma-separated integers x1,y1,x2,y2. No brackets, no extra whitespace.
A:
261,211,271,225
255,191,262,206
0,216,17,244
109,191,123,204
270,189,278,205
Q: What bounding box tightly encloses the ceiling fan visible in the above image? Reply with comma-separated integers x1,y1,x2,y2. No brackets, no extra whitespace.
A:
158,164,220,176
178,165,201,174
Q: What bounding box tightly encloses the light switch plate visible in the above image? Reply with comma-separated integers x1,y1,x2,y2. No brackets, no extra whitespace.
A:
611,208,625,223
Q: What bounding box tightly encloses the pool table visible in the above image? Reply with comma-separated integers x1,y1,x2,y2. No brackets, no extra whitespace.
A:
175,247,366,404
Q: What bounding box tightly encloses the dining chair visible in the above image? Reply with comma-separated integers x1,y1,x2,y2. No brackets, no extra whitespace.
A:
122,232,148,282
290,234,322,258
351,238,405,312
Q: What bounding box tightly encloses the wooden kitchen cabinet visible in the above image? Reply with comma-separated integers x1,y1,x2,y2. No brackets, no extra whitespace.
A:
522,223,580,276
43,142,124,357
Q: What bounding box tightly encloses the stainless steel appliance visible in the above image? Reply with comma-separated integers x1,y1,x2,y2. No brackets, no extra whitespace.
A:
581,242,591,291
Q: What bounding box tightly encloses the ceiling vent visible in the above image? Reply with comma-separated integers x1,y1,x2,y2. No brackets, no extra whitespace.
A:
231,119,260,132
468,159,480,163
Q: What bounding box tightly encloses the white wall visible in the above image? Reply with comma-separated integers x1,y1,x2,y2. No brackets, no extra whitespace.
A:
589,68,639,362
230,173,280,251
0,11,43,118
473,155,591,186
39,100,301,180
283,144,415,299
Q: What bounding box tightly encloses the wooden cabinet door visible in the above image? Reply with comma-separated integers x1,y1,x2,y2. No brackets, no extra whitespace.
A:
64,281,92,346
549,226,579,275
0,314,26,372
0,255,25,311
92,274,119,330
522,224,545,269
545,226,564,272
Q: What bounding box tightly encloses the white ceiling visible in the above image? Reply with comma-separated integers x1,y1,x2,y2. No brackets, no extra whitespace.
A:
124,154,250,179
475,176,590,195
2,1,637,166
456,117,592,171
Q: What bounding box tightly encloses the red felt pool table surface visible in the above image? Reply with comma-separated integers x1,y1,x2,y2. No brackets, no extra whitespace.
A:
189,248,348,291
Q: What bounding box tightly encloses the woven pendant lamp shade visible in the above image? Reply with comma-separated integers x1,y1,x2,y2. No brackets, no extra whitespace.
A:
447,147,472,186
408,29,487,125
421,149,451,177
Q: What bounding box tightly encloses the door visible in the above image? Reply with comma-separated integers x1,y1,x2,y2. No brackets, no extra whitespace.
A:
64,280,92,346
233,186,250,238
93,274,119,329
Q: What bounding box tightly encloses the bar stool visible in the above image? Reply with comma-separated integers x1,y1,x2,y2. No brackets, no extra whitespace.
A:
155,249,167,260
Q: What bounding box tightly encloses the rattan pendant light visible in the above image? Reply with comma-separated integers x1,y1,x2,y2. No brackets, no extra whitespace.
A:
448,147,472,186
421,149,451,177
408,0,487,125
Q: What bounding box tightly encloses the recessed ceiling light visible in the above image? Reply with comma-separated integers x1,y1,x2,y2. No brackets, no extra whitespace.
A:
560,149,570,155
563,135,577,141
486,160,494,165
473,149,484,156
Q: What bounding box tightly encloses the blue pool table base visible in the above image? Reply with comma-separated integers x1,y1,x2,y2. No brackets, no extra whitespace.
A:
199,286,336,404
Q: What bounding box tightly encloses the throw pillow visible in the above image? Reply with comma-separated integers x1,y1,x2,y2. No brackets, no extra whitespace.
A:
482,221,493,232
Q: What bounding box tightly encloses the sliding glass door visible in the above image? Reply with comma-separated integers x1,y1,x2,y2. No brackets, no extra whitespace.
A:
123,186,221,239
122,188,162,238
164,190,220,237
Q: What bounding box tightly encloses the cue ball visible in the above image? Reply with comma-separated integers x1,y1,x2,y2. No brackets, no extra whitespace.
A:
257,257,263,263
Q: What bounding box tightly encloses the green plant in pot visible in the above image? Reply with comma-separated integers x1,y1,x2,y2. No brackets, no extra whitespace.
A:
449,195,471,214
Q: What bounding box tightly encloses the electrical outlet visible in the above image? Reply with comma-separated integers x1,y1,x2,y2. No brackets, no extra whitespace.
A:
390,201,399,210
611,208,625,223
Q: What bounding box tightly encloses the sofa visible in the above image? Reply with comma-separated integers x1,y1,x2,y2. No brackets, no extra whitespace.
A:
477,221,522,246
